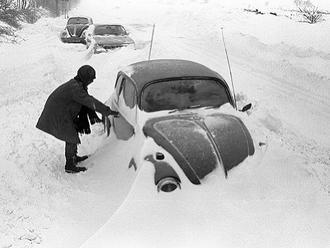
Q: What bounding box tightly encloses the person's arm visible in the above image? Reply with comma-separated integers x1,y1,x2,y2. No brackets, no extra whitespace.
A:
72,83,118,116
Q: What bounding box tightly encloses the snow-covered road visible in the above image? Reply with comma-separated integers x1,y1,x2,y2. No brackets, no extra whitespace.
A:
0,0,329,247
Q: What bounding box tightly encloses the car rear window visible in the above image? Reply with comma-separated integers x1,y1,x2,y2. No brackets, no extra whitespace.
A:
141,79,231,112
94,25,125,35
67,17,89,25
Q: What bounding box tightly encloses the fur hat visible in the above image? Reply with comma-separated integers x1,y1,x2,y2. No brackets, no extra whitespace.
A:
75,65,96,86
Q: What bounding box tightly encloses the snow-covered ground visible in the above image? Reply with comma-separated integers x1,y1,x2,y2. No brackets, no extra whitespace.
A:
0,0,329,247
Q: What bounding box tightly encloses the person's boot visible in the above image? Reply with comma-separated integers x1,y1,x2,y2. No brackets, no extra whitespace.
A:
65,156,87,173
76,155,88,163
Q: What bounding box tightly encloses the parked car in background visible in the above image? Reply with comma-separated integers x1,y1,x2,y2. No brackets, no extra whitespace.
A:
60,16,93,44
84,24,134,53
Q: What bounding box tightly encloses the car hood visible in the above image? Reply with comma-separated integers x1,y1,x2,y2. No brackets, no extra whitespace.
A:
93,35,134,46
143,113,254,184
66,24,88,37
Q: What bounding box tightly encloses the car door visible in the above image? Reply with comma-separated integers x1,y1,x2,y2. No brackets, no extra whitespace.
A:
112,75,137,140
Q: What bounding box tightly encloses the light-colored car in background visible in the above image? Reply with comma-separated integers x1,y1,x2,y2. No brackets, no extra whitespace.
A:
84,24,134,53
60,16,93,44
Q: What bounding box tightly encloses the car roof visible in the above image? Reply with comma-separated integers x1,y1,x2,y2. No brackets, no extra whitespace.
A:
120,59,229,93
68,16,92,19
93,24,124,27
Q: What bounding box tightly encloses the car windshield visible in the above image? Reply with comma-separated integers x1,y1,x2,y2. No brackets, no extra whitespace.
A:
67,17,89,25
141,79,231,112
94,25,126,35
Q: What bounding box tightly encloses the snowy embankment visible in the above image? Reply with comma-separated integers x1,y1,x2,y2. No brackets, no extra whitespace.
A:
0,0,329,247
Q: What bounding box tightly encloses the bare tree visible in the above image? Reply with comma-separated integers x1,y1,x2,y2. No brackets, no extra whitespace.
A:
294,0,323,24
0,0,14,11
16,0,36,9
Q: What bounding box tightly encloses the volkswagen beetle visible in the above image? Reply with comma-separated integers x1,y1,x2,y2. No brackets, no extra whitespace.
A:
80,59,255,247
105,59,254,192
60,16,93,44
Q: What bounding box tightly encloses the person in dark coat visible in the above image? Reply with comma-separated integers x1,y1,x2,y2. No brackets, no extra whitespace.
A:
36,65,118,173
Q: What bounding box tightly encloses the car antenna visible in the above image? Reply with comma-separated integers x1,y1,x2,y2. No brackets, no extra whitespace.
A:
148,24,156,60
220,27,237,110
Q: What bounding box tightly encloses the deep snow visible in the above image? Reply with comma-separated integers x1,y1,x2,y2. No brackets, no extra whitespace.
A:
0,0,329,247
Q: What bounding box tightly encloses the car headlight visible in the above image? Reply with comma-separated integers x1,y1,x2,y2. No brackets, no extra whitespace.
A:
123,42,135,49
60,30,68,38
94,44,106,53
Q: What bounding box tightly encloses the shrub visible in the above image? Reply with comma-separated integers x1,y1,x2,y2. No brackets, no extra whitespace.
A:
20,8,44,23
0,25,14,36
0,0,14,11
294,0,323,24
0,8,21,28
0,2,44,30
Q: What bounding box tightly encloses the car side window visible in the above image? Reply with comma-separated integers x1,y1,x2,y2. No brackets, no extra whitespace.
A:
115,75,125,97
117,77,127,109
119,78,126,96
113,76,135,140
123,80,136,108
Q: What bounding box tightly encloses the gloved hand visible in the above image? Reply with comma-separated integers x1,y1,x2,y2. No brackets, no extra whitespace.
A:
110,110,119,117
91,115,102,124
105,107,119,117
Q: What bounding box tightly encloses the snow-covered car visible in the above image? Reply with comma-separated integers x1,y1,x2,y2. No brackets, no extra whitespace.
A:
80,59,255,247
107,59,255,189
60,16,93,44
84,24,134,53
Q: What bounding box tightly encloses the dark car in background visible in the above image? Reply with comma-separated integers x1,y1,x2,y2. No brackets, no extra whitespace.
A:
84,24,134,53
60,16,93,44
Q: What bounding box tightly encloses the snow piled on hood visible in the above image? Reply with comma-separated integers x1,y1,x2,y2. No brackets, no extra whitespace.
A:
0,0,329,247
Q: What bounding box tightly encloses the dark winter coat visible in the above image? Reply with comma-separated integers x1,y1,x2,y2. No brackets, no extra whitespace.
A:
36,78,110,144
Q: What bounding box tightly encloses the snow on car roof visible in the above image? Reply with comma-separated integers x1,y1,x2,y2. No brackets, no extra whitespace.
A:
121,59,228,93
93,24,124,27
68,15,92,19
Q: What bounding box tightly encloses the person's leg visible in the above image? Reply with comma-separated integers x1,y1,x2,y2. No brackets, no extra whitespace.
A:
65,142,87,173
65,142,77,165
75,143,88,162
76,146,88,163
